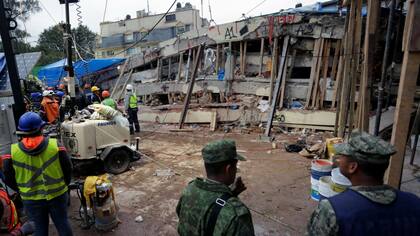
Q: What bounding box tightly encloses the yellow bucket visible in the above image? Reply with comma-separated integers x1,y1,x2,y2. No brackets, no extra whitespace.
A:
326,138,343,160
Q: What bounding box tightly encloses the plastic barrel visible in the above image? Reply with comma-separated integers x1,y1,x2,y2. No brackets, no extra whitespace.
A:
310,159,333,201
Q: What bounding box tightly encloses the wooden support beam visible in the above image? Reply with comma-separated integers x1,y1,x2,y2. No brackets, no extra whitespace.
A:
176,52,184,82
110,58,130,98
330,40,341,82
259,38,265,76
240,41,244,74
306,38,322,108
221,43,226,70
348,0,363,134
185,49,192,82
116,69,134,101
243,41,248,75
387,0,420,188
269,37,279,103
311,38,325,108
216,44,220,74
157,58,162,81
265,36,289,137
358,0,380,132
338,1,357,138
278,51,289,108
332,41,345,108
179,45,204,129
279,49,296,109
319,39,331,109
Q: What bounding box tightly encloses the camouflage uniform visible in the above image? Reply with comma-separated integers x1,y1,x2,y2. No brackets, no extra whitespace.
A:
307,185,398,236
176,140,255,236
306,130,420,236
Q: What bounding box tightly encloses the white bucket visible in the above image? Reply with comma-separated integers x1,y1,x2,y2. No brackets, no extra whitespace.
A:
319,176,337,199
310,159,333,201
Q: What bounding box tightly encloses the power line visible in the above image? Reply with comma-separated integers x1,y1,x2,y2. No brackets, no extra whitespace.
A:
39,1,59,25
245,0,268,16
114,0,178,56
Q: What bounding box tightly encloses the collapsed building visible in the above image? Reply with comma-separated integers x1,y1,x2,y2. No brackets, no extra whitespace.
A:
94,1,411,135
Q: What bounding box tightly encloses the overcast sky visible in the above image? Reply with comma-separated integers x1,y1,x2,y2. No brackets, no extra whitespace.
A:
23,0,321,43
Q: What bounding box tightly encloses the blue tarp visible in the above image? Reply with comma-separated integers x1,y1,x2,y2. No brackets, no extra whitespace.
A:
38,58,125,87
280,0,368,16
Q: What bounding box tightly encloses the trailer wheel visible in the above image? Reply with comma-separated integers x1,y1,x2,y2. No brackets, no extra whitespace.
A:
104,149,130,174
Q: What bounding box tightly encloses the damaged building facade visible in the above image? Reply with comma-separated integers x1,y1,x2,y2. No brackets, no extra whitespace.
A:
96,2,209,58
94,1,401,133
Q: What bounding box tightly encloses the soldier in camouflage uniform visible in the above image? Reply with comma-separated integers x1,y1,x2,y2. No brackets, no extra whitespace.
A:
307,130,420,236
176,140,255,236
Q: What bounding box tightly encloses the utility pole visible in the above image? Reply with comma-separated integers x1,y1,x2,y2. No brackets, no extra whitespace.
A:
0,0,26,125
59,0,78,98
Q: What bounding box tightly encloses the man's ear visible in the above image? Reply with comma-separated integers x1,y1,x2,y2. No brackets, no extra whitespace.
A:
348,161,358,174
225,164,232,174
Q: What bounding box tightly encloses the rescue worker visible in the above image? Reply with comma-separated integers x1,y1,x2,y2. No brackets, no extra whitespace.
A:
176,140,255,236
101,90,116,109
3,112,73,236
306,130,420,236
0,189,35,236
29,92,42,112
90,86,102,104
40,90,59,123
124,84,140,135
0,163,35,236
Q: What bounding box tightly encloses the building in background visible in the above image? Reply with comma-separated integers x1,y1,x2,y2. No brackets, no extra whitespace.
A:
96,2,208,58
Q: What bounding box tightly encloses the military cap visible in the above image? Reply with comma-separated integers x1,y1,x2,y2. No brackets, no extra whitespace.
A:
334,130,397,164
202,140,246,164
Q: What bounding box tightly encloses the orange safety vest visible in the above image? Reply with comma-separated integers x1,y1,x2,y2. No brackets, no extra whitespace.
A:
0,188,20,232
41,97,59,123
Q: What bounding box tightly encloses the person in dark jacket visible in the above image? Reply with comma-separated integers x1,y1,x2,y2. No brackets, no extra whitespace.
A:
2,112,73,236
306,130,420,236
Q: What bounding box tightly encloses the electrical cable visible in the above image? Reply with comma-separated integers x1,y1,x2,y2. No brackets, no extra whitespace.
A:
244,0,268,17
39,1,59,25
76,2,83,25
113,0,178,56
102,0,108,22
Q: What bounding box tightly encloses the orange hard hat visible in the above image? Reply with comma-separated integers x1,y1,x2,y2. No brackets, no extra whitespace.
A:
102,90,110,98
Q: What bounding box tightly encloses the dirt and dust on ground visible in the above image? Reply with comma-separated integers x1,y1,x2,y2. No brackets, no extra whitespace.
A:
50,124,420,236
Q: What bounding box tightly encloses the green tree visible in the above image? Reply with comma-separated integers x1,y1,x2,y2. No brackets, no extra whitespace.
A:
36,24,97,65
36,24,65,65
73,25,96,60
6,0,41,21
0,0,41,53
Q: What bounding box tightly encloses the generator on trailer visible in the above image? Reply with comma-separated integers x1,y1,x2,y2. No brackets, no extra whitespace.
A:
61,119,140,174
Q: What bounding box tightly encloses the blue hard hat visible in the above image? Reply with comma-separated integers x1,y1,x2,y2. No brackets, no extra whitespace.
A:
30,92,42,100
56,91,65,98
17,112,46,133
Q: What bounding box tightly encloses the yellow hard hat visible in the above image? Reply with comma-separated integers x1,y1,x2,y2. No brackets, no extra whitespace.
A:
91,86,100,92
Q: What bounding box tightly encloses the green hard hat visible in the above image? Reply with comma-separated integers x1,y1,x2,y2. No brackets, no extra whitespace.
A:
334,130,397,164
202,140,246,164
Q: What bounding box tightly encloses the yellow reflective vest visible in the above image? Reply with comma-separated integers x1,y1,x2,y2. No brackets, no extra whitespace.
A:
11,138,67,201
129,94,138,109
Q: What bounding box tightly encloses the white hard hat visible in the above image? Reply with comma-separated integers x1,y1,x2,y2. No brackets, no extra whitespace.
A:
43,90,54,97
126,84,133,91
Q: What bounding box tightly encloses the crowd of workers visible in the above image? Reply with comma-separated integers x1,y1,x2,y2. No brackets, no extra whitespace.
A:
26,83,140,134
